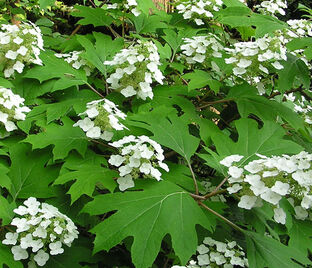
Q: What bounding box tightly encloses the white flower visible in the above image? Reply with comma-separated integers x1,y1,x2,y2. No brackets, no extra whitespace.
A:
86,107,99,118
228,166,244,178
2,233,18,245
260,189,281,205
238,195,258,209
227,184,242,194
271,61,284,70
109,155,125,167
197,254,210,265
117,175,135,191
5,50,18,60
301,195,312,209
86,126,101,138
271,181,289,196
49,241,64,255
220,155,244,167
11,245,28,261
197,244,209,254
273,207,286,224
17,46,28,56
34,249,49,266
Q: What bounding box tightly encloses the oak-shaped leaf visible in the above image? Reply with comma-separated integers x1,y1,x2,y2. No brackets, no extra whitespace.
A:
0,244,23,268
82,180,214,268
23,117,88,161
54,165,117,204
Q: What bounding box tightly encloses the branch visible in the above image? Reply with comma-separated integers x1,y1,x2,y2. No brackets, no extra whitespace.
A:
204,177,228,199
197,98,233,110
187,160,199,195
85,82,105,98
199,201,244,233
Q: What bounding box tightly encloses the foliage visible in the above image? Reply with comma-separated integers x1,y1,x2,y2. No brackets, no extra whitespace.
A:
0,0,312,267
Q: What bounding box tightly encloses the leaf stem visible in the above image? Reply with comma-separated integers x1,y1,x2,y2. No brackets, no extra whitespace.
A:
199,201,244,233
85,82,105,98
204,177,228,199
187,160,199,195
197,98,233,110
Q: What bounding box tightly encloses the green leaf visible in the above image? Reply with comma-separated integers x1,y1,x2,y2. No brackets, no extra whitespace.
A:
54,165,117,203
0,196,15,225
277,54,311,93
200,118,303,165
132,14,168,34
246,231,311,268
25,51,87,91
39,0,55,9
227,84,305,130
128,107,200,161
23,117,88,160
289,220,312,255
83,181,214,268
71,5,113,27
183,70,222,93
0,244,23,268
8,144,58,200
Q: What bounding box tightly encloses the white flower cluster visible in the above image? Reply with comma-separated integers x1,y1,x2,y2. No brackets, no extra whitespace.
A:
55,51,93,76
0,22,44,78
172,237,248,268
286,19,312,38
176,0,224,26
255,0,287,16
108,135,169,191
107,0,141,16
220,152,312,224
224,35,286,92
74,99,127,141
0,87,30,135
104,40,164,100
285,93,312,125
180,34,223,64
2,197,79,267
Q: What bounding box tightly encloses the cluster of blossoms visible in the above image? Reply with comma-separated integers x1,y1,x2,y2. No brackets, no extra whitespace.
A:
180,34,224,64
2,197,79,266
108,135,169,191
286,19,312,38
220,152,312,224
55,51,93,76
255,0,287,16
0,22,44,78
0,87,30,135
172,237,248,268
176,0,223,26
224,35,287,94
107,0,141,16
285,93,312,125
104,40,164,100
74,99,127,141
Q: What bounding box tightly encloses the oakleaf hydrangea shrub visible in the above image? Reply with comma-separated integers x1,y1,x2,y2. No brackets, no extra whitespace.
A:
74,98,127,140
104,40,164,100
180,34,224,64
2,197,78,266
0,22,44,77
0,87,30,136
176,0,223,25
172,237,248,267
55,51,94,76
108,135,169,190
220,152,312,224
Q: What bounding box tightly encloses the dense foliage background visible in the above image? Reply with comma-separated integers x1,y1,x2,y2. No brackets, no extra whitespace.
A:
0,0,312,267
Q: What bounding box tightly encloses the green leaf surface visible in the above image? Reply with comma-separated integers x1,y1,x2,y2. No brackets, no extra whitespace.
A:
200,118,303,164
128,107,200,161
289,220,312,255
23,117,88,160
183,70,222,93
25,51,87,91
246,231,311,268
227,84,305,130
8,144,58,200
54,165,117,203
0,196,15,225
71,5,113,27
0,244,23,268
83,181,213,268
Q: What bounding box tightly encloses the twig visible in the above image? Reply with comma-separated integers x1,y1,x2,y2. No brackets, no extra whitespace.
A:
85,82,105,98
197,98,233,110
199,201,244,233
91,139,116,150
204,177,228,199
187,160,199,195
88,0,97,8
268,87,303,99
68,24,82,39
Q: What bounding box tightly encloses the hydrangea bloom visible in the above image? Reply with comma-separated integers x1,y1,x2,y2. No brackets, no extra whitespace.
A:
106,0,141,16
0,87,30,136
224,34,287,94
0,22,44,78
220,151,312,224
55,51,93,76
284,93,312,125
255,0,287,16
180,34,224,64
73,98,127,141
108,135,169,191
286,19,312,38
2,197,79,266
176,0,224,25
104,40,164,100
172,237,248,267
